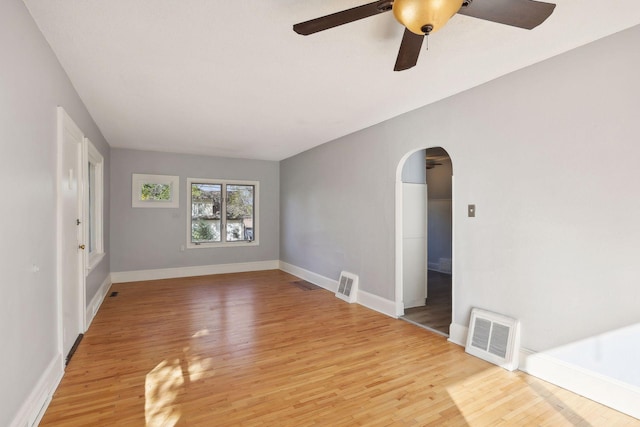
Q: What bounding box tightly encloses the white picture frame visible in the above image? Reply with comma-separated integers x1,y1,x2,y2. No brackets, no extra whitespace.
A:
132,173,179,208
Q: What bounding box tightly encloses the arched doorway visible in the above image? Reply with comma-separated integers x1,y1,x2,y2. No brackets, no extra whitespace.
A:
395,147,453,336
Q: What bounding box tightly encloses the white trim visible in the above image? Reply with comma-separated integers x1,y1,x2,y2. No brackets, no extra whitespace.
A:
519,349,640,420
186,178,259,248
84,137,105,269
450,175,456,336
111,260,279,283
56,107,87,358
357,289,396,318
278,261,338,292
394,176,405,317
448,322,468,347
85,274,112,329
10,353,64,427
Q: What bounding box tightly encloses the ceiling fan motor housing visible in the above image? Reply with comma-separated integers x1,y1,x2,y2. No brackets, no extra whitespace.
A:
393,0,464,34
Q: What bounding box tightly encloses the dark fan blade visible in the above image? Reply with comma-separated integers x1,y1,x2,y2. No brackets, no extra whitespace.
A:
394,28,424,71
457,0,556,30
293,1,393,35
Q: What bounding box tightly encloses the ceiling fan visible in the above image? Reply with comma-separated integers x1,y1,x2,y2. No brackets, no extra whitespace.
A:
426,156,447,169
293,0,556,71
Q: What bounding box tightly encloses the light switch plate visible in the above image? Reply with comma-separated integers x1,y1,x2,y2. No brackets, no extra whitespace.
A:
468,204,476,217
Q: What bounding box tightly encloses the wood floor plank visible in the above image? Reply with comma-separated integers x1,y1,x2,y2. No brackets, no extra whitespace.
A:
40,270,637,426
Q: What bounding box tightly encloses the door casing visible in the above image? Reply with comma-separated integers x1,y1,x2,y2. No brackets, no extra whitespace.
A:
57,107,86,361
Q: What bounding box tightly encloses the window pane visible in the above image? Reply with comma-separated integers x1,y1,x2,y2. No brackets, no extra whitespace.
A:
226,184,254,242
191,183,221,243
88,162,96,253
141,183,171,201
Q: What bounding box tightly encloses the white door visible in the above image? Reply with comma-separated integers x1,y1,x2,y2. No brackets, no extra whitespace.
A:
402,182,428,309
57,107,85,359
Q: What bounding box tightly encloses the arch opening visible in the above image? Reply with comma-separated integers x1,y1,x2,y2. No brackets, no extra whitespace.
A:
395,146,453,336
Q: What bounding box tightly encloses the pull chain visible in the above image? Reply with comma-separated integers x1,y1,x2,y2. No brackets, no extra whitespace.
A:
420,24,433,51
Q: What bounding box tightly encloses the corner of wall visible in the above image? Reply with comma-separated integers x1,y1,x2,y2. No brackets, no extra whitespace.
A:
10,354,64,427
278,261,397,318
278,261,338,292
448,322,468,347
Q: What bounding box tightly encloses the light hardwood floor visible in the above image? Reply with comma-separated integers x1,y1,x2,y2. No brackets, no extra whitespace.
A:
41,270,638,426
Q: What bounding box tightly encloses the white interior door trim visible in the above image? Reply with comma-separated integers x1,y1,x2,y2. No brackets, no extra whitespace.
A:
56,106,87,361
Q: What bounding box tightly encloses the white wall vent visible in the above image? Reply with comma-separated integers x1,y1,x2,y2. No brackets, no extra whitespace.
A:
336,271,358,303
465,308,521,371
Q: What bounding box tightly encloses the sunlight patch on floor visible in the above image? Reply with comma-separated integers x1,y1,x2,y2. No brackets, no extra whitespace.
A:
145,346,215,426
444,367,595,425
145,359,183,427
192,329,210,338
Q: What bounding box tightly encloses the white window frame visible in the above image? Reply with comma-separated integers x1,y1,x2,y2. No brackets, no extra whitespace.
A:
186,177,259,249
132,173,179,208
84,137,105,270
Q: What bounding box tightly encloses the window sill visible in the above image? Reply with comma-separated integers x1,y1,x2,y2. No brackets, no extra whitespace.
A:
187,241,259,250
87,252,106,271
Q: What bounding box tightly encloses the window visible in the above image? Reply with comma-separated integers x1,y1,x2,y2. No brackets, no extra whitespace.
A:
187,178,258,248
132,174,179,208
85,138,104,269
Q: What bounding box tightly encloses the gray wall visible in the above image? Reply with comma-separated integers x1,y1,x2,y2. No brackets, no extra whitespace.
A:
0,0,110,424
281,24,640,353
110,148,279,272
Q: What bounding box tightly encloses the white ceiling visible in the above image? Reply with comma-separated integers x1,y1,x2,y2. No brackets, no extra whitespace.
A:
23,0,640,161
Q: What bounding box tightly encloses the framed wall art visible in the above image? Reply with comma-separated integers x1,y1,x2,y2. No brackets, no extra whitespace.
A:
132,173,179,208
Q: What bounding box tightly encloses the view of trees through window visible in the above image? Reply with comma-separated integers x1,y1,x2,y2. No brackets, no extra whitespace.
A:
141,183,171,201
190,181,255,244
226,185,254,241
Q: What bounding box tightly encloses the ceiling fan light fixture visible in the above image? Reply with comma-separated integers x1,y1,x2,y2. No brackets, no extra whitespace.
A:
393,0,464,35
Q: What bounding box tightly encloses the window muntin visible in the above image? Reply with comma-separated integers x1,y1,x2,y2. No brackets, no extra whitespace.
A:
187,178,258,248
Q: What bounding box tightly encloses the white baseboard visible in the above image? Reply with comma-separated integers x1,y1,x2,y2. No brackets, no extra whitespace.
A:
85,274,112,329
519,349,640,420
111,260,280,283
448,322,639,420
357,289,396,318
10,353,64,427
278,262,396,318
448,322,468,346
278,262,338,292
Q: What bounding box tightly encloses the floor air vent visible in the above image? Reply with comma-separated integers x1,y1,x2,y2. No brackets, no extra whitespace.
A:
465,308,521,371
336,271,358,303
